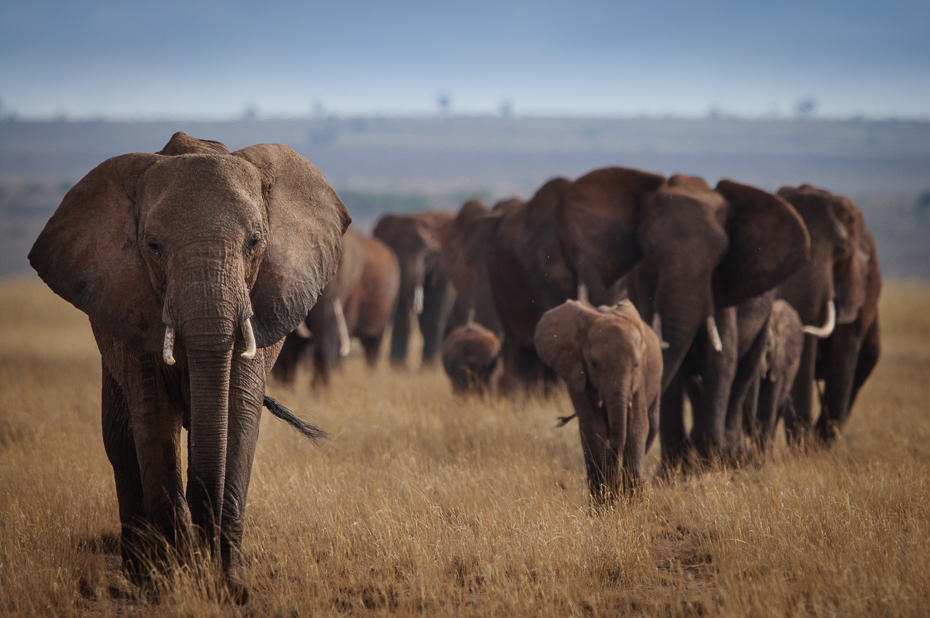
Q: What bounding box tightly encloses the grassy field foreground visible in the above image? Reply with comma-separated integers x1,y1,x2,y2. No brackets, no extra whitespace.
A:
1,278,929,617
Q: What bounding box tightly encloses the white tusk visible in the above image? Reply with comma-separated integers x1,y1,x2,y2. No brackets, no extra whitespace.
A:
466,307,476,325
241,318,257,360
333,298,351,357
707,316,723,353
577,283,591,306
295,321,312,339
413,285,424,315
803,300,836,338
652,312,670,349
163,326,176,366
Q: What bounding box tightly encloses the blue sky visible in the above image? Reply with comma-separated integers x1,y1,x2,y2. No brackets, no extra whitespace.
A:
2,0,928,119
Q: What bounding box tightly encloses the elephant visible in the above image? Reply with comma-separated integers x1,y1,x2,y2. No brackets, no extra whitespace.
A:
273,225,400,386
440,197,523,337
28,131,351,602
775,185,881,445
485,168,810,416
373,210,457,367
441,317,502,395
742,299,805,454
534,296,663,504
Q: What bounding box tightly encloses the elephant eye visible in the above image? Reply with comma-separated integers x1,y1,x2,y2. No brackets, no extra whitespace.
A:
146,240,162,256
248,232,262,251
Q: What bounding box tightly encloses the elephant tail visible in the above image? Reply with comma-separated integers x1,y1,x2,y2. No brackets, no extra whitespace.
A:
263,396,328,442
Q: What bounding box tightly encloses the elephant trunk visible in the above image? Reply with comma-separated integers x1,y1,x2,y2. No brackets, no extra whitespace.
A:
655,281,712,393
169,276,251,553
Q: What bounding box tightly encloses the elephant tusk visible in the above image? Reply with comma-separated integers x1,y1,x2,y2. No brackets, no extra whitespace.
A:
466,307,476,325
241,318,257,360
295,321,312,339
652,313,671,349
413,285,424,315
707,316,723,353
802,300,836,338
163,326,176,366
333,298,351,357
577,283,591,306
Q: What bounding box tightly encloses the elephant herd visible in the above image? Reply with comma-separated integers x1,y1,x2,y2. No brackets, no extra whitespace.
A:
27,132,881,602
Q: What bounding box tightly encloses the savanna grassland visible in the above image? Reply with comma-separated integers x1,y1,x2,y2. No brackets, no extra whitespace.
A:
1,278,929,617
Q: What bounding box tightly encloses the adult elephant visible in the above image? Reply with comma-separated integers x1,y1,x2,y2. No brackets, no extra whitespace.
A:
441,197,523,337
28,132,351,602
373,210,456,367
775,185,881,445
486,169,810,411
273,226,400,385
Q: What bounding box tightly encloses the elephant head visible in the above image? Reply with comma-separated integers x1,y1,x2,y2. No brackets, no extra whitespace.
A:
776,185,871,332
441,320,502,395
373,210,456,365
28,132,350,588
534,298,662,501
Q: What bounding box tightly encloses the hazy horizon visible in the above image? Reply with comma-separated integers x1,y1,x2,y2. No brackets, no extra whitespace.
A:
2,0,928,121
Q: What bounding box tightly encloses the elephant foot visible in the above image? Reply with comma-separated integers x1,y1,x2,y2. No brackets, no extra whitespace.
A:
223,565,250,604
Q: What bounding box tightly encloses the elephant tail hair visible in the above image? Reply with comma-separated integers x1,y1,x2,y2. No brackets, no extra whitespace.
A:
263,396,328,443
555,414,577,428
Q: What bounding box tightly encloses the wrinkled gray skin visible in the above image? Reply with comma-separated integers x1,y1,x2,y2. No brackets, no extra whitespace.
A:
28,132,350,603
535,299,663,505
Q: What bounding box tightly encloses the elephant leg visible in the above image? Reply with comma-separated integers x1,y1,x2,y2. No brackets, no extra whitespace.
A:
569,387,615,505
418,279,456,365
219,350,267,604
755,377,780,456
359,334,384,367
307,300,333,387
849,319,880,412
101,364,148,585
659,369,688,475
690,308,738,462
271,332,308,385
724,323,767,463
785,334,817,447
816,323,864,443
125,356,189,567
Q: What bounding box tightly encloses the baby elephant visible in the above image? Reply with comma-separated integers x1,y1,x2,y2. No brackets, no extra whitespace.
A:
535,299,663,504
748,299,804,454
442,321,502,394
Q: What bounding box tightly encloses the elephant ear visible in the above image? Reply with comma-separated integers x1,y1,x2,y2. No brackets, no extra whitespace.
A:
28,153,164,349
233,143,352,348
533,300,590,391
557,167,665,302
713,180,810,307
158,131,230,156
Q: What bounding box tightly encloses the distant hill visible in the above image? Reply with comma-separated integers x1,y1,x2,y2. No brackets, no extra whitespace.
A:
2,116,929,277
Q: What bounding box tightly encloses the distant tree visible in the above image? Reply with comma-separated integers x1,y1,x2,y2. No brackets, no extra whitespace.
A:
437,94,451,115
794,97,817,119
499,99,513,118
917,191,930,221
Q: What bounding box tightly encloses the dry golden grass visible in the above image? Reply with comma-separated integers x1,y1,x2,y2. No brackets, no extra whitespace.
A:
1,277,929,617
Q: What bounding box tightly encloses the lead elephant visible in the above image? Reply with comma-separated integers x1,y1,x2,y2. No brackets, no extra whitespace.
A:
486,169,810,414
373,211,457,367
535,297,663,504
28,132,351,602
775,185,881,445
